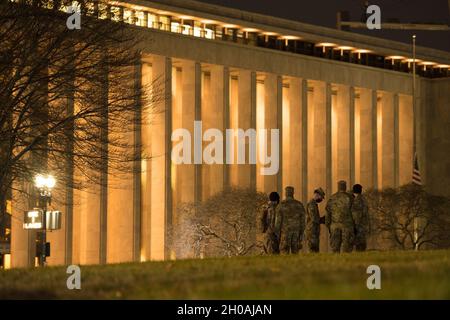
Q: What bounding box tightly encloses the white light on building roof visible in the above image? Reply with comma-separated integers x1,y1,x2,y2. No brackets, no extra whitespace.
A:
315,42,337,47
242,28,259,32
403,58,422,63
223,24,239,28
386,55,405,60
280,35,301,40
335,46,354,50
419,61,437,66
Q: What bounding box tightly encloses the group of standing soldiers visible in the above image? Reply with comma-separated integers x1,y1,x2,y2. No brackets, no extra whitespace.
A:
260,180,369,254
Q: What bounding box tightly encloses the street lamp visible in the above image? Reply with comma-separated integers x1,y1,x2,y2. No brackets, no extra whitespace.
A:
34,174,56,267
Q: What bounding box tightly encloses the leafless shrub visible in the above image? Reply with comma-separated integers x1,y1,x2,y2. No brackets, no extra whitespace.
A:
171,188,268,258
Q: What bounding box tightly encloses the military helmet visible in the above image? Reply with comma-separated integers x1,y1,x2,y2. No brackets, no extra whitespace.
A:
269,191,280,203
285,186,294,196
314,187,325,198
337,180,347,191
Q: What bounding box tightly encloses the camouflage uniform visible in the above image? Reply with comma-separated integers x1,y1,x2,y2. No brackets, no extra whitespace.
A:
352,194,369,251
325,189,355,253
305,199,321,252
260,201,279,254
275,187,306,254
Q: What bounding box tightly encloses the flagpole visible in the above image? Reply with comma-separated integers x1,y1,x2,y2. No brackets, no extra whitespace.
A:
412,34,419,250
412,35,416,154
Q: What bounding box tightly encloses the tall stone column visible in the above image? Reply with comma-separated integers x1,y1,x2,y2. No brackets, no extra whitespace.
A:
72,60,109,265
171,60,202,259
378,91,396,189
355,88,376,189
307,80,331,252
141,58,172,261
283,77,304,201
232,69,256,190
260,74,282,195
201,65,228,199
332,84,352,193
148,55,172,260
106,61,142,264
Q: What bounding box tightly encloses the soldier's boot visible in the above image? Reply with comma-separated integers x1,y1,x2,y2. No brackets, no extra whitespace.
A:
330,228,342,253
341,228,355,253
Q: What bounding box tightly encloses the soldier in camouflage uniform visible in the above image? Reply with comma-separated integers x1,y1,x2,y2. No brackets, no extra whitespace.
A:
325,180,355,253
275,186,306,254
351,184,369,251
305,188,325,253
260,192,280,254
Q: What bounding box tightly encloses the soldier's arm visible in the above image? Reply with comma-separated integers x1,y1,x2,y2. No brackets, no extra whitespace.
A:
312,204,320,225
260,208,268,233
274,206,283,236
299,204,306,236
325,200,331,228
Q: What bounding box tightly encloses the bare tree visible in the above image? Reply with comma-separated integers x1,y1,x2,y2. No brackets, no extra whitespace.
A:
172,188,268,258
0,1,166,229
366,184,450,250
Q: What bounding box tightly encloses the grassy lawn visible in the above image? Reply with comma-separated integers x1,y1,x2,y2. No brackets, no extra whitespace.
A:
1,249,449,299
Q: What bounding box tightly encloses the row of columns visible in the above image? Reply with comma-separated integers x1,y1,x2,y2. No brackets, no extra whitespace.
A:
10,55,414,267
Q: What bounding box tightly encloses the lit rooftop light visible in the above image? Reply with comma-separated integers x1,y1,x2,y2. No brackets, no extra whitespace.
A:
262,31,278,36
242,28,260,32
223,24,239,28
433,64,450,68
403,58,423,63
178,15,194,20
315,42,337,47
200,19,217,24
280,35,301,40
353,49,372,53
386,55,405,60
419,61,437,66
335,46,354,50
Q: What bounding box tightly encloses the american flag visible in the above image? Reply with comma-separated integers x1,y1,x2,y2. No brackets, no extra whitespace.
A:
412,152,422,185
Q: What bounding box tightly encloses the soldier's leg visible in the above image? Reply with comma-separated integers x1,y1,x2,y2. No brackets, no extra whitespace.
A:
355,230,367,251
291,232,300,254
311,237,320,253
279,233,289,254
341,228,355,253
330,228,342,253
269,233,280,254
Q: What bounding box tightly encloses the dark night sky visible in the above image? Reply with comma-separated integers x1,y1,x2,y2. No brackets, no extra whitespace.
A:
197,0,450,52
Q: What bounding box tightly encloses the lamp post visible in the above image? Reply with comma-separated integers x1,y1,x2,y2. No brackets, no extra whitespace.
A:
34,174,56,267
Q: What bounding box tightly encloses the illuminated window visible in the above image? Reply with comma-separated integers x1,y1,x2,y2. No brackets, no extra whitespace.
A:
204,28,214,39
148,13,158,28
110,6,122,22
182,25,192,35
85,2,96,16
193,26,202,37
159,16,170,31
171,22,181,33
135,11,146,27
98,3,109,20
123,9,134,24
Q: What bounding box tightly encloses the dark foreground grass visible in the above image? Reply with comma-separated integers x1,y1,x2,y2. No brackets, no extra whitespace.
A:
1,250,449,299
